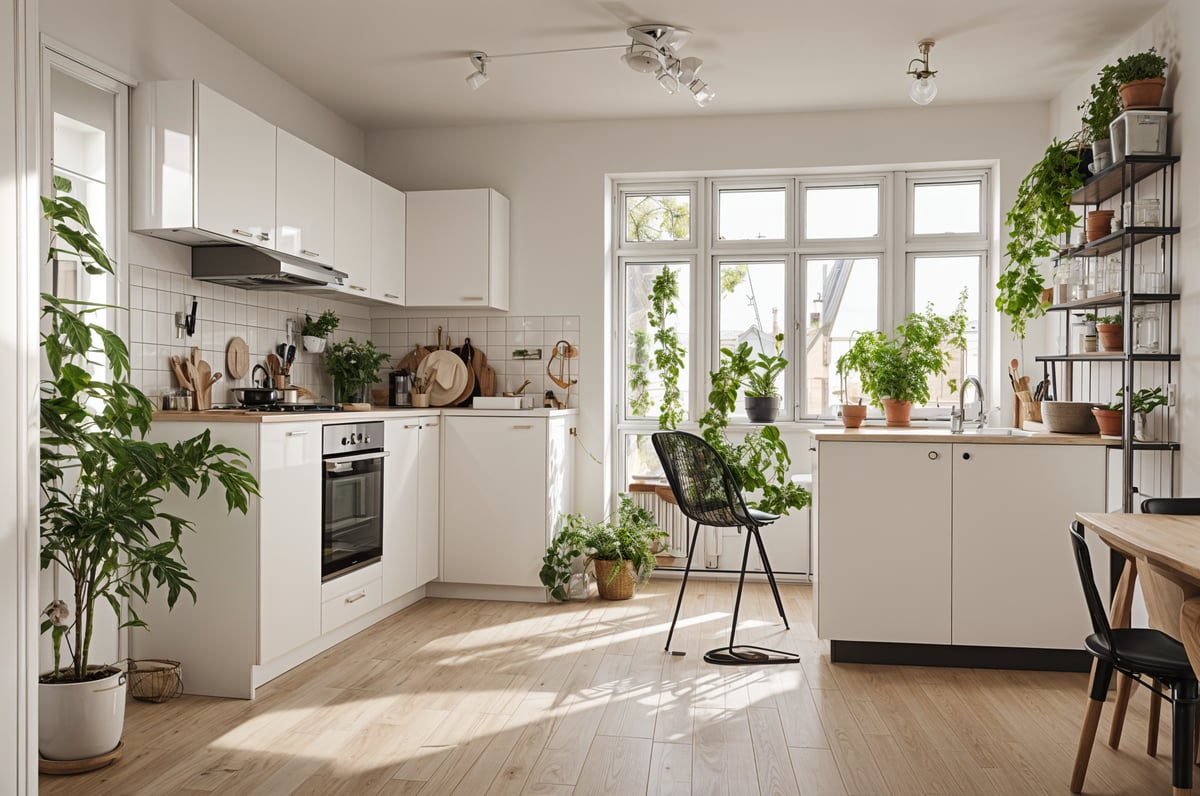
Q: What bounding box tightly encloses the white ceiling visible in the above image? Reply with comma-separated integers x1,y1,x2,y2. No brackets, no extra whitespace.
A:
170,0,1167,130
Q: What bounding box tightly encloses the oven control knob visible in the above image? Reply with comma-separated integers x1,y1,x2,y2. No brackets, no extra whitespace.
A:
365,436,371,444
341,437,349,445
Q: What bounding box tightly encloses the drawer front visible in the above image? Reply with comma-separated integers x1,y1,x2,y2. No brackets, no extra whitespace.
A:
321,577,382,633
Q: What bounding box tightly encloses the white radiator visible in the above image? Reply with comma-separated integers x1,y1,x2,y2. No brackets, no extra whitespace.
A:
629,487,720,565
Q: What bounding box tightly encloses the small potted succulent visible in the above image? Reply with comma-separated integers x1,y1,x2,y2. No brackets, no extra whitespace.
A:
301,309,340,353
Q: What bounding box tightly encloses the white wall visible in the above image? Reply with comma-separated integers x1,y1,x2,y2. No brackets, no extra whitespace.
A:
1048,0,1197,494
366,103,1051,517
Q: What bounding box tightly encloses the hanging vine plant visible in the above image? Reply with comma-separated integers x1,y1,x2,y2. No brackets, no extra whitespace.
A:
648,265,686,430
997,136,1084,338
627,329,652,416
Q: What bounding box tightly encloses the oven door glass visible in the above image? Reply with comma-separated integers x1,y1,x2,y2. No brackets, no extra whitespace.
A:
322,454,384,579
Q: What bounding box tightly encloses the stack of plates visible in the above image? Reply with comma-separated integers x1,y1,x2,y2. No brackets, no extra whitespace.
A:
417,351,470,407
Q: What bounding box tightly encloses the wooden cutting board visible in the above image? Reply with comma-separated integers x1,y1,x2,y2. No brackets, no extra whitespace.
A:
226,337,250,379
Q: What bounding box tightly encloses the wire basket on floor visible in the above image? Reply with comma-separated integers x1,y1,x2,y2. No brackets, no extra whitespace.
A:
127,659,183,703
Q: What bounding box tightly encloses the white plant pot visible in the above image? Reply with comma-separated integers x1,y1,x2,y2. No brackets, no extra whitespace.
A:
302,335,327,353
39,668,127,761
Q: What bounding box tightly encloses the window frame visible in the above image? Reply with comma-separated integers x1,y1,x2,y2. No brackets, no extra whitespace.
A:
798,175,887,245
618,181,699,250
905,170,990,244
709,178,794,250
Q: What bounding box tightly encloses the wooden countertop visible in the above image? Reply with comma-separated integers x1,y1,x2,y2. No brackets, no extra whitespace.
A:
152,407,578,423
809,427,1111,446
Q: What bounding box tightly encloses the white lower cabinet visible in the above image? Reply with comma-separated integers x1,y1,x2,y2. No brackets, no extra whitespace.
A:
381,415,440,602
442,413,573,590
321,564,382,633
816,440,1107,650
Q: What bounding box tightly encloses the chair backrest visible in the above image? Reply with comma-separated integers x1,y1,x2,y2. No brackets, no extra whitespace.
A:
651,431,755,529
1142,497,1200,516
1070,521,1116,653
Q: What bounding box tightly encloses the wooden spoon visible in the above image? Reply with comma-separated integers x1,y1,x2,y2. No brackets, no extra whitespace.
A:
170,355,191,390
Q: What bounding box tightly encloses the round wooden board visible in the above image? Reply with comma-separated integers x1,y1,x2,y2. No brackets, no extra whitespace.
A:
39,740,123,775
226,337,250,379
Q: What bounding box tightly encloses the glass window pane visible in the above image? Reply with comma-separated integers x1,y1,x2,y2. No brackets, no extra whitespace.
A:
804,185,879,239
912,255,981,407
913,182,981,235
804,257,880,416
624,192,690,242
624,262,690,421
717,187,786,241
717,260,787,414
624,434,664,480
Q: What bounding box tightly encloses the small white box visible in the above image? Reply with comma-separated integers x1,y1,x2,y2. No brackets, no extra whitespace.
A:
1110,110,1168,161
473,396,529,409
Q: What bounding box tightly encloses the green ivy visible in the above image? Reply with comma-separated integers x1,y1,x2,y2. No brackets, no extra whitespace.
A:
627,329,651,416
649,266,686,429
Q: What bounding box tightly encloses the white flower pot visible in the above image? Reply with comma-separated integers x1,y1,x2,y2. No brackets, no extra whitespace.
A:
302,335,327,353
39,668,127,761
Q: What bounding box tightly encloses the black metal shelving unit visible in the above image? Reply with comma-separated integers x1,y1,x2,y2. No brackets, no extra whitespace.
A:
1035,153,1180,512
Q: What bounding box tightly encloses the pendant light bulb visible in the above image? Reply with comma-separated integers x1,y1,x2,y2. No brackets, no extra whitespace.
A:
909,75,937,105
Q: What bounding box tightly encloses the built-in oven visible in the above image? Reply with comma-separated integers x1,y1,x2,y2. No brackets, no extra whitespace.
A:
322,421,387,581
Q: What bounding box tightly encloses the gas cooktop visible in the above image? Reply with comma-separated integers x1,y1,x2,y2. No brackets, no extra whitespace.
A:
212,404,345,413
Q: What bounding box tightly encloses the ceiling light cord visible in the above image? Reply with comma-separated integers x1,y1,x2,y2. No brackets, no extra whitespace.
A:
465,23,715,107
906,39,938,106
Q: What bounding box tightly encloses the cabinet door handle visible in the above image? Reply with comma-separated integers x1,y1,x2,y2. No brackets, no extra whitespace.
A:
403,424,419,429
423,421,438,428
349,284,367,292
231,228,254,238
300,248,320,258
962,452,971,460
513,424,533,430
462,296,484,301
384,293,400,299
928,451,939,460
286,430,309,437
345,591,367,604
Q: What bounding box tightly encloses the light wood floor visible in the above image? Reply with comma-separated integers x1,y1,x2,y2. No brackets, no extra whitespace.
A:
41,579,1186,795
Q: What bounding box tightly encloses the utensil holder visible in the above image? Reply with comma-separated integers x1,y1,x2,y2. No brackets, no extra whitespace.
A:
1016,390,1042,423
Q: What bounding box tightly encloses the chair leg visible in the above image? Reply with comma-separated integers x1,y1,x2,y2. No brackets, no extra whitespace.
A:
751,526,789,629
1170,679,1197,794
664,520,702,656
1072,660,1113,794
1148,681,1165,757
1109,672,1134,749
726,529,755,652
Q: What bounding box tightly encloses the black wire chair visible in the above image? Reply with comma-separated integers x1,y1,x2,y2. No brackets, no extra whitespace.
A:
651,431,798,666
1068,521,1199,794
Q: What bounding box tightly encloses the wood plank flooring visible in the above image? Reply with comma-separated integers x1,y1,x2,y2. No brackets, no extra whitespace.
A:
40,579,1186,795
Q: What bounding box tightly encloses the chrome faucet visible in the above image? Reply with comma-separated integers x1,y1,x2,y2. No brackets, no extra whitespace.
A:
951,376,984,434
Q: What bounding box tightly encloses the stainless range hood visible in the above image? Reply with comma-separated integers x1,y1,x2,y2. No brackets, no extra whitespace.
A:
192,246,348,290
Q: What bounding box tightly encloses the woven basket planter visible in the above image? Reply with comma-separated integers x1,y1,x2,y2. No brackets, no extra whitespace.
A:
127,659,183,703
592,559,635,600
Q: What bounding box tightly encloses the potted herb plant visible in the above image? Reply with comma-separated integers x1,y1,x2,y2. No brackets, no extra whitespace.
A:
1114,48,1168,110
301,309,339,353
540,496,666,601
836,295,968,426
39,178,259,764
997,137,1085,339
324,338,391,404
1094,386,1167,439
1095,312,1123,352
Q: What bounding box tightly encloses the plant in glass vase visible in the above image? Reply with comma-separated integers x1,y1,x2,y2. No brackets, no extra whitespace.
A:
324,338,391,404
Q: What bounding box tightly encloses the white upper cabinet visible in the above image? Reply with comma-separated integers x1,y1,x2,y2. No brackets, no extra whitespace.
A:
276,129,335,266
371,178,406,305
133,80,277,246
406,188,509,309
333,160,373,296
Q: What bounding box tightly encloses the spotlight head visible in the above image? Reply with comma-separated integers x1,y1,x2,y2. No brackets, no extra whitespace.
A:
466,52,489,90
622,43,662,73
688,78,715,106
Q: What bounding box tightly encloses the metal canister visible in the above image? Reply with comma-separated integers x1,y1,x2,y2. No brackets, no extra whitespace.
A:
389,370,411,407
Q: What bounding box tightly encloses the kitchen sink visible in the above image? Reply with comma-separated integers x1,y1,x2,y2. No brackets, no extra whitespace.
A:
959,427,1036,437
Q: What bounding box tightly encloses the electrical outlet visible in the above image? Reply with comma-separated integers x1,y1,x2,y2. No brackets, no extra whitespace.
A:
1168,383,1178,407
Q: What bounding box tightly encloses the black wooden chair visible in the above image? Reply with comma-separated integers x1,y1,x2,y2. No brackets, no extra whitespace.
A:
1069,521,1199,794
651,431,798,666
1108,497,1200,760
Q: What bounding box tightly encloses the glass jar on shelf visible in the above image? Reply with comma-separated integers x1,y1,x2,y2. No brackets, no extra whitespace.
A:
1133,305,1161,354
1068,258,1088,301
1054,262,1071,304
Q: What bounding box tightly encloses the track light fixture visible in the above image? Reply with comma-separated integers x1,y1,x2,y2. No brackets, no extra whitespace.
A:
464,23,715,107
906,39,938,105
465,52,489,90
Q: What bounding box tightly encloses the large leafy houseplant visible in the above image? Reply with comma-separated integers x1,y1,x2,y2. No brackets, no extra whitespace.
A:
40,177,260,688
324,338,391,403
540,496,666,601
697,340,810,516
997,137,1085,338
835,294,968,411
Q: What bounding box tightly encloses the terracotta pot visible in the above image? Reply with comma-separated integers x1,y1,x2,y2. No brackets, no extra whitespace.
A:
1097,323,1123,352
1086,210,1115,242
881,398,912,427
840,404,868,429
1120,77,1166,110
1092,407,1124,438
